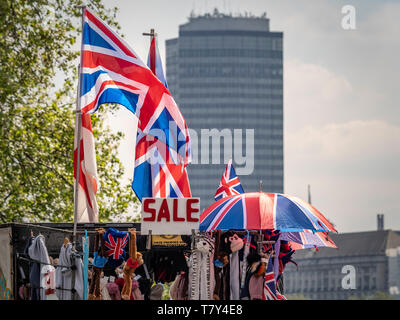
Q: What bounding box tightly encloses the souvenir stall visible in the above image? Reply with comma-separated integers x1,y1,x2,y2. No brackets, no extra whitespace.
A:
195,191,339,301
1,190,338,301
1,222,192,301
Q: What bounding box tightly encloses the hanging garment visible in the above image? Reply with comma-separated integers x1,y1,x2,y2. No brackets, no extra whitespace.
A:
83,230,89,300
169,272,189,300
240,252,264,300
114,277,133,300
24,236,39,300
100,277,111,300
131,279,144,300
42,264,58,300
106,282,121,300
55,242,84,300
27,235,51,300
229,251,240,300
228,232,244,300
240,233,251,296
213,231,233,300
189,233,215,300
249,273,264,300
149,283,164,300
149,250,188,283
18,285,30,300
137,273,152,300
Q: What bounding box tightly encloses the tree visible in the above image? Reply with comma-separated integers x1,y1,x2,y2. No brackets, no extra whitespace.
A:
348,291,396,300
0,0,138,223
285,293,311,300
369,291,395,300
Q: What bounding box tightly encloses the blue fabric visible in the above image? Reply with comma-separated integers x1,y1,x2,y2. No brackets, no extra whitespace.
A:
83,231,89,300
103,228,129,268
131,156,153,201
275,195,317,232
83,22,116,51
92,251,108,268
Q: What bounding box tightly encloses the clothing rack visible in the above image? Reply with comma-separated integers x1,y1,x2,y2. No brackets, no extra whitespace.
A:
11,222,146,235
17,254,76,269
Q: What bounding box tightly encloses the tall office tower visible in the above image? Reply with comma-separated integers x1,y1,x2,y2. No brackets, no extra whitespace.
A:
166,10,284,210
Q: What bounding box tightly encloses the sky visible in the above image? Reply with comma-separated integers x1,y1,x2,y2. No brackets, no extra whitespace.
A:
99,0,400,233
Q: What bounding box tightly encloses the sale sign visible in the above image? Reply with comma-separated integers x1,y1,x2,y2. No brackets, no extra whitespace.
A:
141,198,200,235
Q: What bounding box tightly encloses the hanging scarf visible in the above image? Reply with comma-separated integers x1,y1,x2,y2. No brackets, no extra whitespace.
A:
189,233,215,300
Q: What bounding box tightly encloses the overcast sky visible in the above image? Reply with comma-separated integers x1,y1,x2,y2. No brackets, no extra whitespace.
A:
100,0,400,233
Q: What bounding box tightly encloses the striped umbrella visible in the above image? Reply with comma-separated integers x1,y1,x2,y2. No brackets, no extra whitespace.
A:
199,192,337,233
280,230,337,250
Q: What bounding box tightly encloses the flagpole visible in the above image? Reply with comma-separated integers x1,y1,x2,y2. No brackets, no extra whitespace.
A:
73,4,86,247
143,28,156,43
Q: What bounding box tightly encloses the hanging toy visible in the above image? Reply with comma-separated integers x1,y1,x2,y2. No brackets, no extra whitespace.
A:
121,228,143,300
89,228,106,300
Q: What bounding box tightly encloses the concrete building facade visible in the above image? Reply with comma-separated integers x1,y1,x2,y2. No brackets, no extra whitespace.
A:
166,11,284,209
284,229,400,300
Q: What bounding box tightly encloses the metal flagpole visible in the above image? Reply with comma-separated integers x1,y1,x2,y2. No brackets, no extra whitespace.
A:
143,29,156,73
143,28,156,44
70,4,86,301
73,4,86,247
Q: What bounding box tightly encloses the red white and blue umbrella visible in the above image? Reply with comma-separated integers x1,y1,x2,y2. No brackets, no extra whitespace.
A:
199,192,337,233
280,230,337,250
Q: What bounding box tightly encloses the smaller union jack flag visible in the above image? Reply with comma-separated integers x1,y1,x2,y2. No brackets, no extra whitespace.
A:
263,255,286,300
104,231,128,260
214,159,244,201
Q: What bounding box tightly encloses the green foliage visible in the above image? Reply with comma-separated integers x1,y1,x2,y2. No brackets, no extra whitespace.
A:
0,0,138,223
348,291,396,300
285,293,311,300
369,291,395,300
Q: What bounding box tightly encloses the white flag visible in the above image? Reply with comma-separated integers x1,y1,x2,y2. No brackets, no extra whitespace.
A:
74,112,99,222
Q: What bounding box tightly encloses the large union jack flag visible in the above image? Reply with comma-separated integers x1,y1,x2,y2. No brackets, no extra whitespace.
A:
79,8,191,164
133,130,191,200
263,255,286,300
214,159,244,201
132,35,191,201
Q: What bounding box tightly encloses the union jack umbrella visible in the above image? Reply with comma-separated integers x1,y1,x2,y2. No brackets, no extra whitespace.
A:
281,230,337,250
199,192,337,233
214,159,244,201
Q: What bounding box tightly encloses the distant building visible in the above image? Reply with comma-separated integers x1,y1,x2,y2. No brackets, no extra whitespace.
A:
166,10,284,210
284,228,400,300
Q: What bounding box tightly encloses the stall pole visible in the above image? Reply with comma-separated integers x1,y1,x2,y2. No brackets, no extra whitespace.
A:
72,4,86,247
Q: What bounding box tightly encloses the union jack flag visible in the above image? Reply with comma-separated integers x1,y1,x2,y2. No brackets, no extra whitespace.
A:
147,36,168,88
262,256,286,300
132,34,191,201
214,159,244,201
133,130,191,200
79,8,191,164
105,232,129,260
